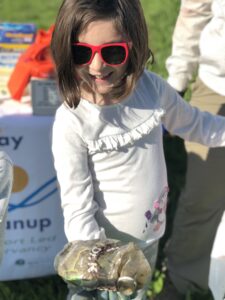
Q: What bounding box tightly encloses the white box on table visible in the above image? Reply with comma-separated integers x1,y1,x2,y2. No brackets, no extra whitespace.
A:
31,78,62,115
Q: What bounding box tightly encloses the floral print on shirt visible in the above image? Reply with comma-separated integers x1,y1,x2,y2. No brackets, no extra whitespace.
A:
143,186,169,233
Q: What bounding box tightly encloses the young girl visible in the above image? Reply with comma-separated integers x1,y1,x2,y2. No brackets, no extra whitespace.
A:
51,0,225,299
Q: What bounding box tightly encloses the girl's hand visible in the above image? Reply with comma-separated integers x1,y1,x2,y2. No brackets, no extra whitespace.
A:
54,239,151,296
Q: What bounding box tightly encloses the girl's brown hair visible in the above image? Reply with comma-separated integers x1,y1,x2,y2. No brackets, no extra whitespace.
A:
51,0,153,108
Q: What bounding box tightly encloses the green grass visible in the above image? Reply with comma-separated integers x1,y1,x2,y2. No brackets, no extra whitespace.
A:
0,276,67,300
0,0,211,299
0,0,62,29
142,0,180,76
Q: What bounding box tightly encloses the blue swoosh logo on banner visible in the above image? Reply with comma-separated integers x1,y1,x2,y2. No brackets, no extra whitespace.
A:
8,177,58,212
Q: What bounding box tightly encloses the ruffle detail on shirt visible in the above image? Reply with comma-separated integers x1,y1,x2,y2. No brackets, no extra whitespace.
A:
87,108,165,153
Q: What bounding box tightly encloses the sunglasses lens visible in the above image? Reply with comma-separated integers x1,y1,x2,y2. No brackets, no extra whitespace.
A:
102,45,126,65
73,45,92,64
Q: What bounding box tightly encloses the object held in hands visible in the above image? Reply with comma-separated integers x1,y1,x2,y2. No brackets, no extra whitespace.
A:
54,239,151,296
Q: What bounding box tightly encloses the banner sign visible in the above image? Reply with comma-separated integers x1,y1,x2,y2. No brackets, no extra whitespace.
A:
0,114,67,280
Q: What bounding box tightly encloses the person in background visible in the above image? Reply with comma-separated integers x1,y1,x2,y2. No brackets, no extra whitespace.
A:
51,0,225,299
0,151,13,263
157,0,225,299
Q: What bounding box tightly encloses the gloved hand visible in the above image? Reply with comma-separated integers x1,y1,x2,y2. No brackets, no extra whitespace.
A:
54,239,151,296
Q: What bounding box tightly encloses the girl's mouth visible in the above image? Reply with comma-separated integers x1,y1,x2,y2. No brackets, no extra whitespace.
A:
89,72,113,82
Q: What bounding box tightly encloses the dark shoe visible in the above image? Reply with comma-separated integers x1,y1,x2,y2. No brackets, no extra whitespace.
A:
153,276,185,300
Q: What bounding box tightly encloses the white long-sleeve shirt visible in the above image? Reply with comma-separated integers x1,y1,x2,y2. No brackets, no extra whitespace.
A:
166,0,225,96
52,70,225,244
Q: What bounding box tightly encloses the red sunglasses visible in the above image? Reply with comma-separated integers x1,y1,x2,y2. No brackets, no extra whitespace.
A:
72,42,129,66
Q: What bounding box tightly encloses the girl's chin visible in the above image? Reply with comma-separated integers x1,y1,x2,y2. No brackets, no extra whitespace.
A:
92,82,115,95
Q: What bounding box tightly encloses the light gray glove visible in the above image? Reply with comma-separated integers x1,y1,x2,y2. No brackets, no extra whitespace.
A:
54,239,151,296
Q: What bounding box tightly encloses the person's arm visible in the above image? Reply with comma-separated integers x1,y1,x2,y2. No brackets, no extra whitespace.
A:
0,151,13,222
0,151,13,263
52,110,106,242
166,0,212,93
148,72,225,146
161,81,225,146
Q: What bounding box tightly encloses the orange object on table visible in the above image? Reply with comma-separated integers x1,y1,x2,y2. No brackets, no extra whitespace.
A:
8,25,55,101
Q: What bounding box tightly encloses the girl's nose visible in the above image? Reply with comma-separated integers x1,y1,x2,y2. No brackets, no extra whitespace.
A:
89,52,104,71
